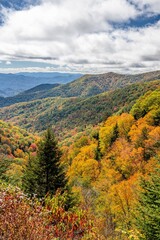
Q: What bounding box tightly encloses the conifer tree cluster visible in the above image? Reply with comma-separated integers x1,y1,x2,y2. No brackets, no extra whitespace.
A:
23,128,67,198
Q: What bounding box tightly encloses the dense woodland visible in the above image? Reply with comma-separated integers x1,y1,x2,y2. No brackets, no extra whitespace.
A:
0,72,160,239
0,80,160,139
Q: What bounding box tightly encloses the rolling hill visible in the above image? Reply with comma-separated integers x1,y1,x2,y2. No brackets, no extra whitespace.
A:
0,80,159,139
0,70,160,107
40,70,160,98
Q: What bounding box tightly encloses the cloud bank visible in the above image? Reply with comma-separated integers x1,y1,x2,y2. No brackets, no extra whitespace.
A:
0,0,160,73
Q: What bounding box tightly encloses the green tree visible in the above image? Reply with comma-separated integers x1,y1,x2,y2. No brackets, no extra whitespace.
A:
110,123,119,145
136,164,160,240
0,156,13,182
23,128,67,198
22,154,39,195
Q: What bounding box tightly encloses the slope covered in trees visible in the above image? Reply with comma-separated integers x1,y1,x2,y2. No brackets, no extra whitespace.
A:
61,88,160,238
0,70,160,107
40,70,160,99
0,120,37,158
0,120,38,186
0,86,160,239
0,80,159,139
0,83,61,107
0,124,102,239
23,83,61,94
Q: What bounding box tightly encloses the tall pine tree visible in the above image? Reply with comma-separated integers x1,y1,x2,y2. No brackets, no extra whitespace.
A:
23,128,67,198
136,164,160,240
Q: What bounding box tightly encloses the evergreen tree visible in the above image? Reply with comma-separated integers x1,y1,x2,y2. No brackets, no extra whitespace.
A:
110,123,119,145
136,164,160,240
22,154,39,195
23,128,67,198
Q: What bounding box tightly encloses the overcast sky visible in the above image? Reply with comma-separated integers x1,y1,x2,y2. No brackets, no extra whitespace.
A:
0,0,160,73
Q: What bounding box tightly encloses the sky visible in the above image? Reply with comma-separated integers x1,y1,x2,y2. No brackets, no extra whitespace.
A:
0,0,160,74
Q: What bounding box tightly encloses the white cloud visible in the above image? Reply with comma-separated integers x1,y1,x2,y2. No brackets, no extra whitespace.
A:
0,0,159,73
6,61,11,65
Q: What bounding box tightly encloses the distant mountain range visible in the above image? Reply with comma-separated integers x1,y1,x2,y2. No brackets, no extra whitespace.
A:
0,72,82,97
0,70,160,107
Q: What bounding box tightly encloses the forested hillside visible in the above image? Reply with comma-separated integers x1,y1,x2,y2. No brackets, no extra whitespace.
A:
0,80,159,139
1,0,160,236
0,120,38,186
61,88,160,238
0,83,61,107
0,86,160,239
0,70,160,107
0,70,160,240
38,71,160,98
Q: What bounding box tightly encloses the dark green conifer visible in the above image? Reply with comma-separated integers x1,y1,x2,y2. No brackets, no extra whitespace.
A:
136,164,160,240
23,128,67,198
22,154,39,195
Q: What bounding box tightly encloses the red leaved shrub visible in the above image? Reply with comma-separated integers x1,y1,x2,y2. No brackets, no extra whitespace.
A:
0,185,100,240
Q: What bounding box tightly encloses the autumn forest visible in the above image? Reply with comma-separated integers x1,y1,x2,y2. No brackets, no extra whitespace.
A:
0,71,160,239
